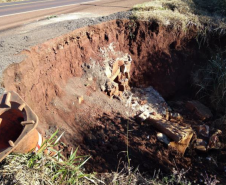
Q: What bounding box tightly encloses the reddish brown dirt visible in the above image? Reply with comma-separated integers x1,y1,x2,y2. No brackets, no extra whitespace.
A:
2,19,225,183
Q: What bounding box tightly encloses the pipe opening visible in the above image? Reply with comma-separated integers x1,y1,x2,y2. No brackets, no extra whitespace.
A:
0,108,24,151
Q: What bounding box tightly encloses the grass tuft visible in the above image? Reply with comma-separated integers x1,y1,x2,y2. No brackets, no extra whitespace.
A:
193,51,226,113
0,130,100,185
132,0,201,32
132,0,226,46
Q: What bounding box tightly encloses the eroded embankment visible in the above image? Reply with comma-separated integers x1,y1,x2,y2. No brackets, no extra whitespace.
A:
2,19,203,174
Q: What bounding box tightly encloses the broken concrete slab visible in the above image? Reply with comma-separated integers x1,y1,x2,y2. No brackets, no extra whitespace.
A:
147,118,193,142
136,110,153,123
110,68,120,81
131,86,168,119
104,65,112,78
120,63,131,75
170,131,193,155
101,53,133,98
186,100,213,120
112,60,124,75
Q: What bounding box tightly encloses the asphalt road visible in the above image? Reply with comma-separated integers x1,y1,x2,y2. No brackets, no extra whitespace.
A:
0,0,148,30
0,0,94,17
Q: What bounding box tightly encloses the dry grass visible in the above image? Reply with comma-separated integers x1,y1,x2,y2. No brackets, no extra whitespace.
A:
132,0,201,31
0,131,196,185
0,131,100,185
193,51,226,113
132,0,226,40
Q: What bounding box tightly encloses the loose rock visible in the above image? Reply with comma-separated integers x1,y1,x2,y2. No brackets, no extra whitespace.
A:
194,125,209,137
147,118,193,142
157,132,170,145
194,139,207,151
208,130,222,150
186,100,213,120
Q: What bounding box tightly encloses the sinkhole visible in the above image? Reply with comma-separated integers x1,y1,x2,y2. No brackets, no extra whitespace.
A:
2,19,225,179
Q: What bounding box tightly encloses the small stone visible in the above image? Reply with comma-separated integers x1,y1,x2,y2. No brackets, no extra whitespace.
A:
170,112,183,121
195,125,209,137
157,132,170,145
208,130,222,150
57,44,64,50
194,139,207,151
186,100,213,120
100,85,106,91
136,110,151,123
78,96,83,104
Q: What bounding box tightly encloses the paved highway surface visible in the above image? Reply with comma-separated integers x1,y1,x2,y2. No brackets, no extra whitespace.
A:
0,0,148,30
0,0,94,17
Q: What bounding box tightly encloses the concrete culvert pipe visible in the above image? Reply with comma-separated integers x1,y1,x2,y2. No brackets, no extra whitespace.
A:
0,91,44,162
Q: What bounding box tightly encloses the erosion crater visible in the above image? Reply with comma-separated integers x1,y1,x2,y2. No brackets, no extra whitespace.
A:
2,19,212,178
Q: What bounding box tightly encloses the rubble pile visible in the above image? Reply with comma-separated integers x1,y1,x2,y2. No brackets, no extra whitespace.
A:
96,44,223,156
103,54,132,98
186,100,213,120
100,50,195,154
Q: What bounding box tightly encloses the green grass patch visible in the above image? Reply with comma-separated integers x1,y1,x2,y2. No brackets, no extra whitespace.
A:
0,130,100,185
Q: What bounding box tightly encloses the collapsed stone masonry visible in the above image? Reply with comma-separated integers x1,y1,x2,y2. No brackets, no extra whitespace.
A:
103,54,132,98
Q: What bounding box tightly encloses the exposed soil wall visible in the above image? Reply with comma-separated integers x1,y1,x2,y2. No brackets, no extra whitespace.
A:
2,19,205,175
3,19,200,106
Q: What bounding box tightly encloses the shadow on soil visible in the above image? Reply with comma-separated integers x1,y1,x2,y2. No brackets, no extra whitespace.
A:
80,112,186,174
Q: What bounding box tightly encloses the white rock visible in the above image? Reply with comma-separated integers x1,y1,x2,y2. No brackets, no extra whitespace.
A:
157,132,170,145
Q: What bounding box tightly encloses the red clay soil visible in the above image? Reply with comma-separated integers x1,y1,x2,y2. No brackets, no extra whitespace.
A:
3,19,225,182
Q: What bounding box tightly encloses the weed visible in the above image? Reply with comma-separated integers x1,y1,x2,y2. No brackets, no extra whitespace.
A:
192,0,226,17
47,15,58,20
127,20,137,40
0,130,100,185
201,171,220,185
0,130,217,184
193,51,226,113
